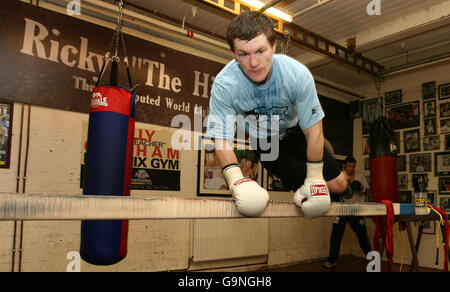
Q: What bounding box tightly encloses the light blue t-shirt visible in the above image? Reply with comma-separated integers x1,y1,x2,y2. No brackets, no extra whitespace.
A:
205,54,324,140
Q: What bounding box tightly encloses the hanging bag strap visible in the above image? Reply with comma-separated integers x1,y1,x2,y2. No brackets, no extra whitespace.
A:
95,0,133,89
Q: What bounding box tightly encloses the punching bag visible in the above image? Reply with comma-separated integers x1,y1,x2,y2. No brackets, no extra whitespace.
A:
80,58,135,265
369,116,399,203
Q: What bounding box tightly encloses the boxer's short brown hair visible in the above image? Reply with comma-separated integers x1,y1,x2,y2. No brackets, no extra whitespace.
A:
226,12,276,52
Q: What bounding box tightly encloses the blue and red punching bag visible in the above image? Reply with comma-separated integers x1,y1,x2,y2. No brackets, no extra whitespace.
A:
369,116,399,203
80,58,135,265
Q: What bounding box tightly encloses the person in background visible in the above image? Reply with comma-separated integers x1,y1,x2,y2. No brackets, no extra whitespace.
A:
324,156,372,268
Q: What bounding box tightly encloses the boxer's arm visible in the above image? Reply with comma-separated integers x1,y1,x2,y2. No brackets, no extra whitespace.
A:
214,139,238,168
214,139,269,217
303,120,324,162
293,119,331,218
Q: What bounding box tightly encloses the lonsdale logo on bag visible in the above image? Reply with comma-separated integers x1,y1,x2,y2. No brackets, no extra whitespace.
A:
310,185,328,196
91,92,109,107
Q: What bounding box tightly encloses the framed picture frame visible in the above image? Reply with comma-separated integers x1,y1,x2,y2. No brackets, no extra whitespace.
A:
439,177,450,194
423,135,440,151
439,83,450,101
422,81,436,100
440,118,450,134
398,174,408,190
0,100,13,169
439,101,450,118
438,196,450,214
428,191,437,206
264,169,290,192
362,97,382,135
445,134,450,151
412,173,429,188
404,129,421,153
386,101,420,130
423,100,436,118
197,137,262,197
364,158,370,171
399,191,412,203
362,136,370,155
393,131,401,152
435,151,450,176
397,155,406,172
423,190,436,233
409,153,432,173
423,118,437,136
385,89,402,106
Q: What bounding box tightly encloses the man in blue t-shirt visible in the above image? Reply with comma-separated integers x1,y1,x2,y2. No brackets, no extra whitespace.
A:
205,12,347,218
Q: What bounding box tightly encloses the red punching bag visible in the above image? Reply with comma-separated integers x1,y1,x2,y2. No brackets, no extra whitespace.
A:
369,116,399,203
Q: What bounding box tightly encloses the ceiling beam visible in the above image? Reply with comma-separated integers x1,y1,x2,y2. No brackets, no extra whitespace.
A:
293,0,334,18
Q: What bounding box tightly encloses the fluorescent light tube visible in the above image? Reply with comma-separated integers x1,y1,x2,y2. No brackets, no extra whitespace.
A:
240,0,293,22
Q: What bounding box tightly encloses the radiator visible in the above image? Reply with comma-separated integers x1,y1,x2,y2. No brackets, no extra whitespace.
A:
190,218,268,262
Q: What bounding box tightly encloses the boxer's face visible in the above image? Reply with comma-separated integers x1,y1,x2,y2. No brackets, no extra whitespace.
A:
344,162,356,176
232,34,277,84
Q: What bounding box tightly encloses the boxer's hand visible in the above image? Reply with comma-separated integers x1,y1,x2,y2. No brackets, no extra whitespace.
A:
294,162,331,218
223,165,269,217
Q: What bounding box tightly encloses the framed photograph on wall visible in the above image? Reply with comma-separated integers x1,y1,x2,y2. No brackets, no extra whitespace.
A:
445,134,450,151
428,191,437,206
422,81,436,100
264,169,290,192
409,153,432,172
424,118,437,136
439,196,450,214
423,190,437,233
440,118,450,134
435,152,450,177
398,174,408,190
397,155,406,172
364,157,370,171
423,100,436,118
197,137,262,197
404,129,421,153
439,83,450,100
386,101,420,130
385,89,402,106
423,135,440,151
362,97,382,135
393,131,401,152
0,100,13,169
412,173,429,188
439,177,450,194
362,136,370,155
439,101,450,118
399,191,412,203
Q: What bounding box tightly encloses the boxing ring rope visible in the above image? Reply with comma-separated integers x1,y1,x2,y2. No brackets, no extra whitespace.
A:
0,193,404,221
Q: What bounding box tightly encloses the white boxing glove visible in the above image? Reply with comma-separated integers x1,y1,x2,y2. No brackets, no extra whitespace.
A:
294,161,331,218
223,164,269,217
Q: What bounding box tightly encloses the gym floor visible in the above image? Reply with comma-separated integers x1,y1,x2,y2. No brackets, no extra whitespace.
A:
258,255,441,272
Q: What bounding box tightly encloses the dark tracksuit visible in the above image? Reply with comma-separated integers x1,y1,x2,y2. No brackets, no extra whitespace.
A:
327,195,372,264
